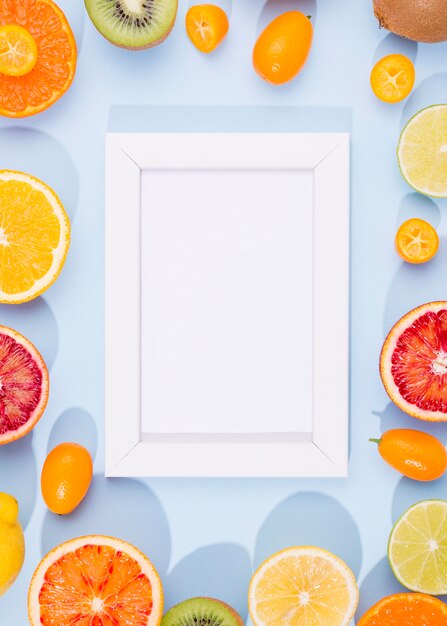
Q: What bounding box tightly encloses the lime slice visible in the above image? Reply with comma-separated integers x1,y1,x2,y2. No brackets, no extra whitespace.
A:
388,499,447,595
398,105,447,198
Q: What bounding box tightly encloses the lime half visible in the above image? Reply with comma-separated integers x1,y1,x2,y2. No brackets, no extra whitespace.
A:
398,105,447,198
388,499,447,595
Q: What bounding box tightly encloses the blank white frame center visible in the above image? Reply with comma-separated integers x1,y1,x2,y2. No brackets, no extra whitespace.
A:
105,132,350,477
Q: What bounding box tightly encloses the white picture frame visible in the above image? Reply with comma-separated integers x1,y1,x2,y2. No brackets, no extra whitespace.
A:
105,132,350,478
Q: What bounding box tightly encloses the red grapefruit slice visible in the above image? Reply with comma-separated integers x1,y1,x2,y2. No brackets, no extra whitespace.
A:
0,325,48,444
28,535,164,626
380,302,447,421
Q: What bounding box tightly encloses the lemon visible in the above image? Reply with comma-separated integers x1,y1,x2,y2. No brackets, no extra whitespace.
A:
398,105,447,198
0,492,25,595
388,499,447,595
248,546,359,626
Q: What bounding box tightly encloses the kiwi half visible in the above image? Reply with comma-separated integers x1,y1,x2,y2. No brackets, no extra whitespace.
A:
84,0,178,49
161,598,244,626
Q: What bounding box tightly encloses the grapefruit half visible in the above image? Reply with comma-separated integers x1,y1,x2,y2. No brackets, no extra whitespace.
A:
28,535,164,626
380,302,447,421
0,326,48,444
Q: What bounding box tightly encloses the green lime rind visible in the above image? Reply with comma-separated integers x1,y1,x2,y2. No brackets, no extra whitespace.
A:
397,104,447,199
388,499,447,595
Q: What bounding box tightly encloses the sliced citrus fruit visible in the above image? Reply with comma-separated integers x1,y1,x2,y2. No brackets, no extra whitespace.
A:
370,54,415,103
0,25,38,77
358,592,447,625
248,546,359,626
0,326,49,445
398,105,447,197
388,500,447,595
0,0,76,118
185,5,229,53
28,535,164,626
0,170,70,304
395,218,439,264
380,302,447,421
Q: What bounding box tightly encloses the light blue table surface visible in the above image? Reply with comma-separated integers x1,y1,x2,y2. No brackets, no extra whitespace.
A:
2,0,447,623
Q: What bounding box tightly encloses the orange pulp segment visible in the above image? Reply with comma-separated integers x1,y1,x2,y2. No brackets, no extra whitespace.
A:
370,54,415,103
28,536,164,626
395,218,439,264
0,25,37,77
358,592,447,625
185,4,229,53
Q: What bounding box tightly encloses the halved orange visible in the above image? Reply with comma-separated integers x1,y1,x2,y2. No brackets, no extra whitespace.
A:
0,170,70,303
0,325,49,445
28,535,164,626
0,0,76,117
380,302,447,421
248,546,359,626
358,593,447,625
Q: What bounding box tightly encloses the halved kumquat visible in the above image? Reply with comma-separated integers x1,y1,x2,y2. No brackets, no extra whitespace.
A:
395,218,439,264
370,54,415,103
186,4,229,53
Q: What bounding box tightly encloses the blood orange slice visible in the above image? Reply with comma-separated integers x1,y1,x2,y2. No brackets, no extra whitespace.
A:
380,302,447,421
0,326,49,445
0,0,77,118
28,535,164,626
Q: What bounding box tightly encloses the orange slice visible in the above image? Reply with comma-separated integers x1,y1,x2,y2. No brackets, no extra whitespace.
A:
0,170,70,304
248,546,359,626
0,325,49,445
358,593,447,625
370,54,415,103
395,218,439,263
0,25,38,77
0,0,76,118
28,535,164,626
380,302,447,421
185,4,229,53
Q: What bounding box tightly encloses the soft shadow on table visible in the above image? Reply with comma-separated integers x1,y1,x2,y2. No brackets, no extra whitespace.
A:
46,406,98,461
253,492,362,577
165,543,251,620
356,557,406,622
396,193,441,229
383,236,447,338
41,476,172,577
0,433,36,529
402,71,447,126
0,297,58,372
256,0,317,36
0,127,79,221
372,33,417,64
373,402,447,440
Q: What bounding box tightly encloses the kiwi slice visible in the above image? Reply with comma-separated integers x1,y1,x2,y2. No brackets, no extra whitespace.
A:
162,598,244,626
84,0,178,49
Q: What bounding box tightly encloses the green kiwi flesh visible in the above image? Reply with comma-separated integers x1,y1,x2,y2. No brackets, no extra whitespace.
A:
161,598,244,626
84,0,178,49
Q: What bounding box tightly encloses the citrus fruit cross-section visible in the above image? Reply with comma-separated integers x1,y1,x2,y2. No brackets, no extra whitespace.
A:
398,105,447,197
248,546,359,626
388,500,447,595
0,170,70,303
28,535,164,626
380,302,447,421
0,0,77,117
0,326,49,445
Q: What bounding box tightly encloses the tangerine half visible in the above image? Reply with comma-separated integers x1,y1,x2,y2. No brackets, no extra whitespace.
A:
358,592,447,625
0,0,77,118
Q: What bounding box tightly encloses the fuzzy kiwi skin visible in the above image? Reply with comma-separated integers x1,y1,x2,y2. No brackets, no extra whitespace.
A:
374,0,447,43
162,598,244,626
84,0,178,50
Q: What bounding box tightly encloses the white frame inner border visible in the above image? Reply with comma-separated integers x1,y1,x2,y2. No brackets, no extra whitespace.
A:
105,132,350,477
